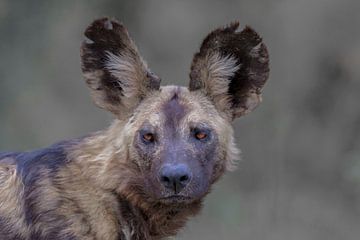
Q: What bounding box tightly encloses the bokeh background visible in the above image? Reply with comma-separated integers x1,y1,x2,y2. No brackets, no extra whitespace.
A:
1,0,360,239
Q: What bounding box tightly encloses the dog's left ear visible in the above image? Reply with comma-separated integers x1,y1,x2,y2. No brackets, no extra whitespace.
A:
189,22,269,120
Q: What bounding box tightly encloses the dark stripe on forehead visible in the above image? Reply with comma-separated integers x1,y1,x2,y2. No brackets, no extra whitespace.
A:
161,90,187,132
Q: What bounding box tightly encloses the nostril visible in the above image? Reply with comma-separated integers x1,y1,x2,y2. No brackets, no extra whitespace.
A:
179,175,189,183
161,176,170,183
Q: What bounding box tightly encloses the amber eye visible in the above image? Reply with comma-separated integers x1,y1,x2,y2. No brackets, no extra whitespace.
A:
195,131,208,140
142,133,155,143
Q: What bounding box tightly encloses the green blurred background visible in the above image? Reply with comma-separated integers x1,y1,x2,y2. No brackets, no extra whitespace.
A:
1,0,360,239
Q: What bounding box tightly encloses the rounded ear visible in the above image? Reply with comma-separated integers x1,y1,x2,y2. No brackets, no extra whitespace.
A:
189,22,269,120
81,18,161,116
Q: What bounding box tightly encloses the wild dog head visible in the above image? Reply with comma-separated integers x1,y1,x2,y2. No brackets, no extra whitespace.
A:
81,18,269,206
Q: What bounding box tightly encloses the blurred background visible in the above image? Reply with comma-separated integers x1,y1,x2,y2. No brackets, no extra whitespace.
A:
0,0,360,239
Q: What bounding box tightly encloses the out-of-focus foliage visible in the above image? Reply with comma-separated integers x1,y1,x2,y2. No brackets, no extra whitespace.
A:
0,0,360,239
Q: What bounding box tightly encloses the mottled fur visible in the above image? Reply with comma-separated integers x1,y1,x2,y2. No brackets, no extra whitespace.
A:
0,17,269,239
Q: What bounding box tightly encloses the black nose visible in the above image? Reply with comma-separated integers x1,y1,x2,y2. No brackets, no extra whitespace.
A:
160,164,191,194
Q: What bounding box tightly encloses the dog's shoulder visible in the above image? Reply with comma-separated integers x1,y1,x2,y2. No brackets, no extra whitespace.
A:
0,140,83,240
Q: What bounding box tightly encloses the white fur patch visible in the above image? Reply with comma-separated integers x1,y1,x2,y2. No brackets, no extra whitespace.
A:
226,133,241,171
205,52,240,96
121,225,134,240
105,51,139,98
84,37,94,44
104,19,113,30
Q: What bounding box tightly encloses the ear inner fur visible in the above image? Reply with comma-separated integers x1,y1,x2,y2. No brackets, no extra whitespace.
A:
189,22,269,119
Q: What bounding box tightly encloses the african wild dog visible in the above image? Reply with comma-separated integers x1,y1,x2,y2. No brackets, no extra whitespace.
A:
0,17,269,239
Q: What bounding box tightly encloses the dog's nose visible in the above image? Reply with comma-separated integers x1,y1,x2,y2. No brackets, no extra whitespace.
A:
160,164,191,194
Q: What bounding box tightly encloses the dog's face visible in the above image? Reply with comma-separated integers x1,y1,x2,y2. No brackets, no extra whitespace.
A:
126,86,234,204
80,18,269,205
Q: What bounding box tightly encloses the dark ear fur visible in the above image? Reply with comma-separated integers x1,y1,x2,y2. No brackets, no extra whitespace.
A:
189,22,269,119
81,17,161,115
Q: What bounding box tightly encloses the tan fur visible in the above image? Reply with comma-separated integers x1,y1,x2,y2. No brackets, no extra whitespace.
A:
55,169,120,239
0,160,29,238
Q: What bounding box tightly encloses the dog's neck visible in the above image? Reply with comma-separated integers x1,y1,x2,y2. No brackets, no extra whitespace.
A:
115,194,202,239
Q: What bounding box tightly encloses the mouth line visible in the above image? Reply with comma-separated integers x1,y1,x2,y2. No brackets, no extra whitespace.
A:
160,195,192,202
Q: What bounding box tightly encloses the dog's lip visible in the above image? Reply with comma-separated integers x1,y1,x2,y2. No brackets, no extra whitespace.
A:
161,195,190,200
159,195,192,203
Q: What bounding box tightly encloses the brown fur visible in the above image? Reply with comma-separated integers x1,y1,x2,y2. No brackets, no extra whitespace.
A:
0,18,269,239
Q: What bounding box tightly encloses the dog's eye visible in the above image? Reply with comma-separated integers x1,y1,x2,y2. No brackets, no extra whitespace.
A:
142,133,155,143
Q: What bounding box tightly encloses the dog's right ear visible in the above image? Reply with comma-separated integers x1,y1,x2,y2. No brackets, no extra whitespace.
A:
81,18,161,116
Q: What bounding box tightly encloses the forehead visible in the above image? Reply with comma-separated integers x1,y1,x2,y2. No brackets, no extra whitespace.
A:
161,88,187,129
133,86,218,127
